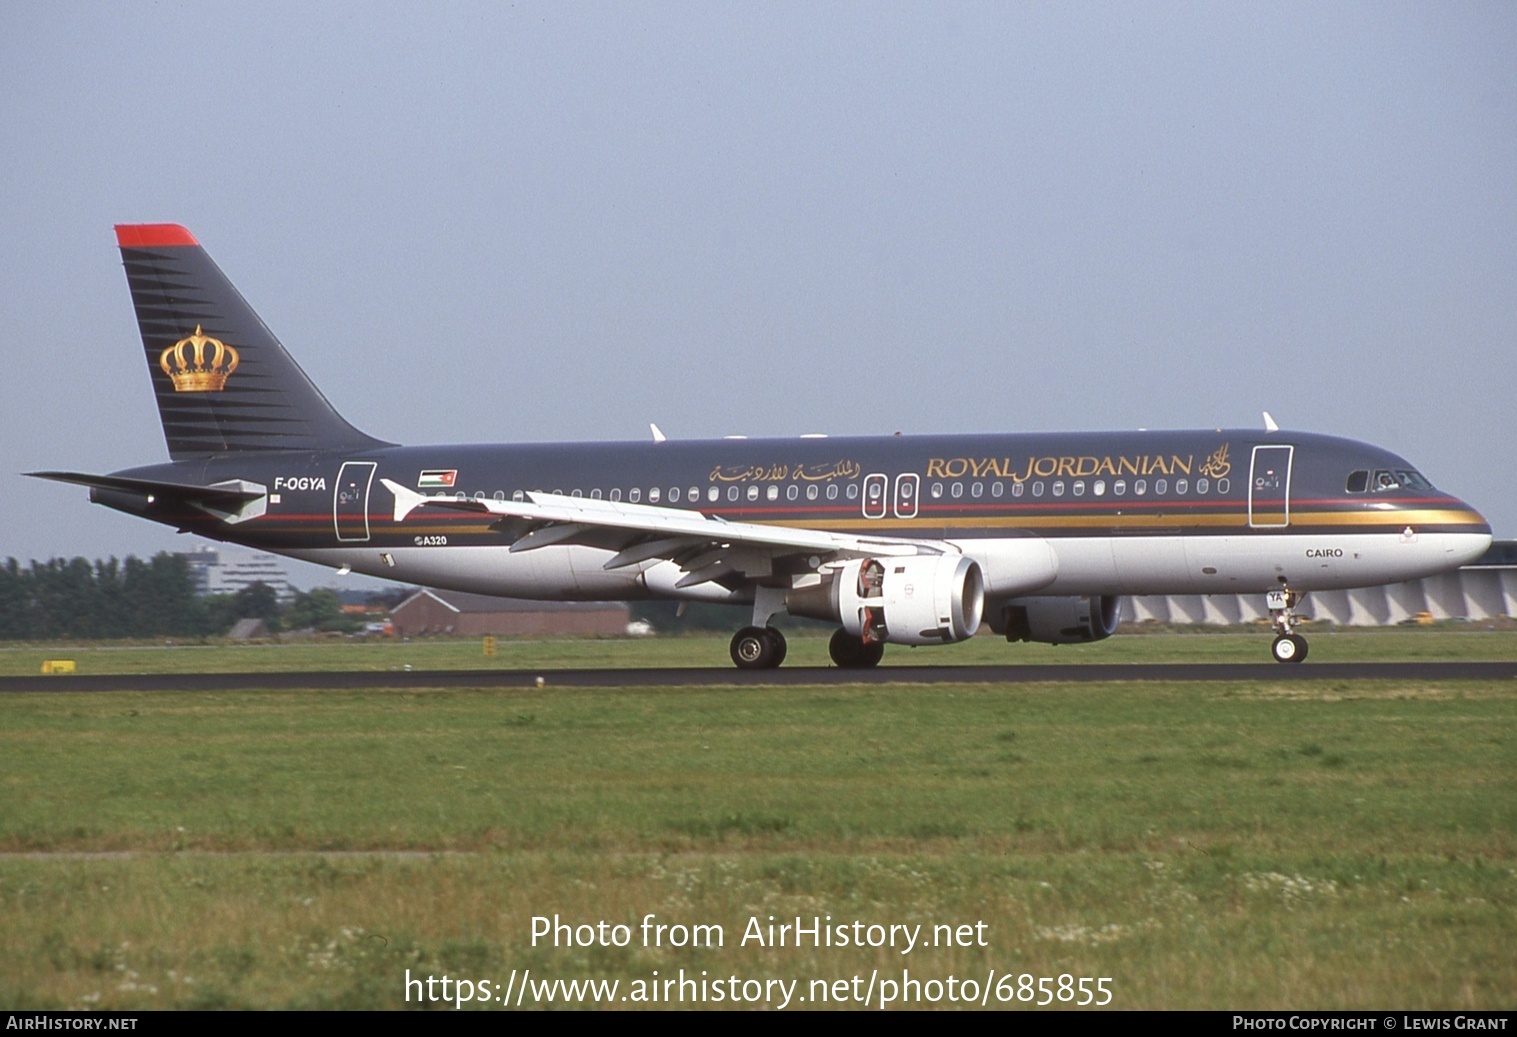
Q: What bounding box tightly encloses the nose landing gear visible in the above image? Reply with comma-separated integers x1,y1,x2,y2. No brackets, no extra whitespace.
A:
1266,588,1308,663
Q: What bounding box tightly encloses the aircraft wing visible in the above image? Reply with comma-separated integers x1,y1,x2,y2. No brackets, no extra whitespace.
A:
382,479,944,587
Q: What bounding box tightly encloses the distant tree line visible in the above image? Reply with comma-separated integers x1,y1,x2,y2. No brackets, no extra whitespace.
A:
0,554,358,640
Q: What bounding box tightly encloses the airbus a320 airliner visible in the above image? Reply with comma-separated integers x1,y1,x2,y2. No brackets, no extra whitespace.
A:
30,225,1493,667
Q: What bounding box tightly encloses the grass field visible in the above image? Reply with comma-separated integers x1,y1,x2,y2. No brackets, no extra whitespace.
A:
0,632,1513,1010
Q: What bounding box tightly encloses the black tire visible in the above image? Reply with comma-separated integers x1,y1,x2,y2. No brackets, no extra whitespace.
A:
765,627,788,667
731,626,777,669
829,628,884,669
829,628,862,667
1271,634,1305,664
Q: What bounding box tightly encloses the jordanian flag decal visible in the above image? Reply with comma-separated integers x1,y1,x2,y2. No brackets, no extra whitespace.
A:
418,470,458,488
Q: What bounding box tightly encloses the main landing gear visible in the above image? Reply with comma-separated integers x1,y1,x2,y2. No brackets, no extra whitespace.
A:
828,628,884,669
1266,587,1308,664
728,626,888,670
727,586,887,670
730,626,787,670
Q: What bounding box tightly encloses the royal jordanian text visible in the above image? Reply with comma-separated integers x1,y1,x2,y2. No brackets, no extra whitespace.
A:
929,452,1198,481
927,441,1233,483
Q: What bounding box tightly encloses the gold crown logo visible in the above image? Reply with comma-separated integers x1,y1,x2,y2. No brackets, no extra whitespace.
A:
160,326,239,392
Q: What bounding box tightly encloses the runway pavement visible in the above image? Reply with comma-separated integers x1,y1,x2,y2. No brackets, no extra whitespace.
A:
4,661,1516,692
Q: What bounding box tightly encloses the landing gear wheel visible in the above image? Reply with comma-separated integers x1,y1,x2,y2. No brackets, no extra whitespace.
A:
731,626,778,670
829,628,885,669
1271,634,1308,664
765,627,788,667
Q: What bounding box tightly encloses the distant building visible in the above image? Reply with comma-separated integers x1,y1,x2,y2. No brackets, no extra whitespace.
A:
390,589,631,638
179,546,297,603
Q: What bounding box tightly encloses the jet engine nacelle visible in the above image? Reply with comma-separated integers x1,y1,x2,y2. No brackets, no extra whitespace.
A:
798,555,986,646
998,595,1122,644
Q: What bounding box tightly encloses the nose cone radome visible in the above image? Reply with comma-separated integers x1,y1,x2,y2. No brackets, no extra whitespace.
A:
1446,531,1493,569
1441,499,1492,568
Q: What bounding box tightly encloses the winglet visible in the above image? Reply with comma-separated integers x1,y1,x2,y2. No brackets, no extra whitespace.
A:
650,423,667,444
382,478,427,522
1263,411,1280,432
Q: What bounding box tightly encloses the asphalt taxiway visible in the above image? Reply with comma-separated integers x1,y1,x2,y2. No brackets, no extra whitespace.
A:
3,661,1515,693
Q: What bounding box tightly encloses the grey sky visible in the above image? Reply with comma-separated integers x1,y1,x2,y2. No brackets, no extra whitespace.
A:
4,2,1515,587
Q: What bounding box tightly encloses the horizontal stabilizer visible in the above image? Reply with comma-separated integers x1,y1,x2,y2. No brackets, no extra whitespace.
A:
26,471,265,507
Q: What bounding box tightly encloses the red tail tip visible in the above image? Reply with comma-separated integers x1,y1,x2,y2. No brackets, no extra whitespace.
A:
114,224,199,248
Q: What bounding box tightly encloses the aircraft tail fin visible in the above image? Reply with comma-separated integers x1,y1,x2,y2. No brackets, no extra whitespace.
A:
114,224,390,460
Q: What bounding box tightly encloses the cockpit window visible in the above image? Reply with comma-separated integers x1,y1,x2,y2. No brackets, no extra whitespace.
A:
1371,469,1433,492
1345,470,1368,493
